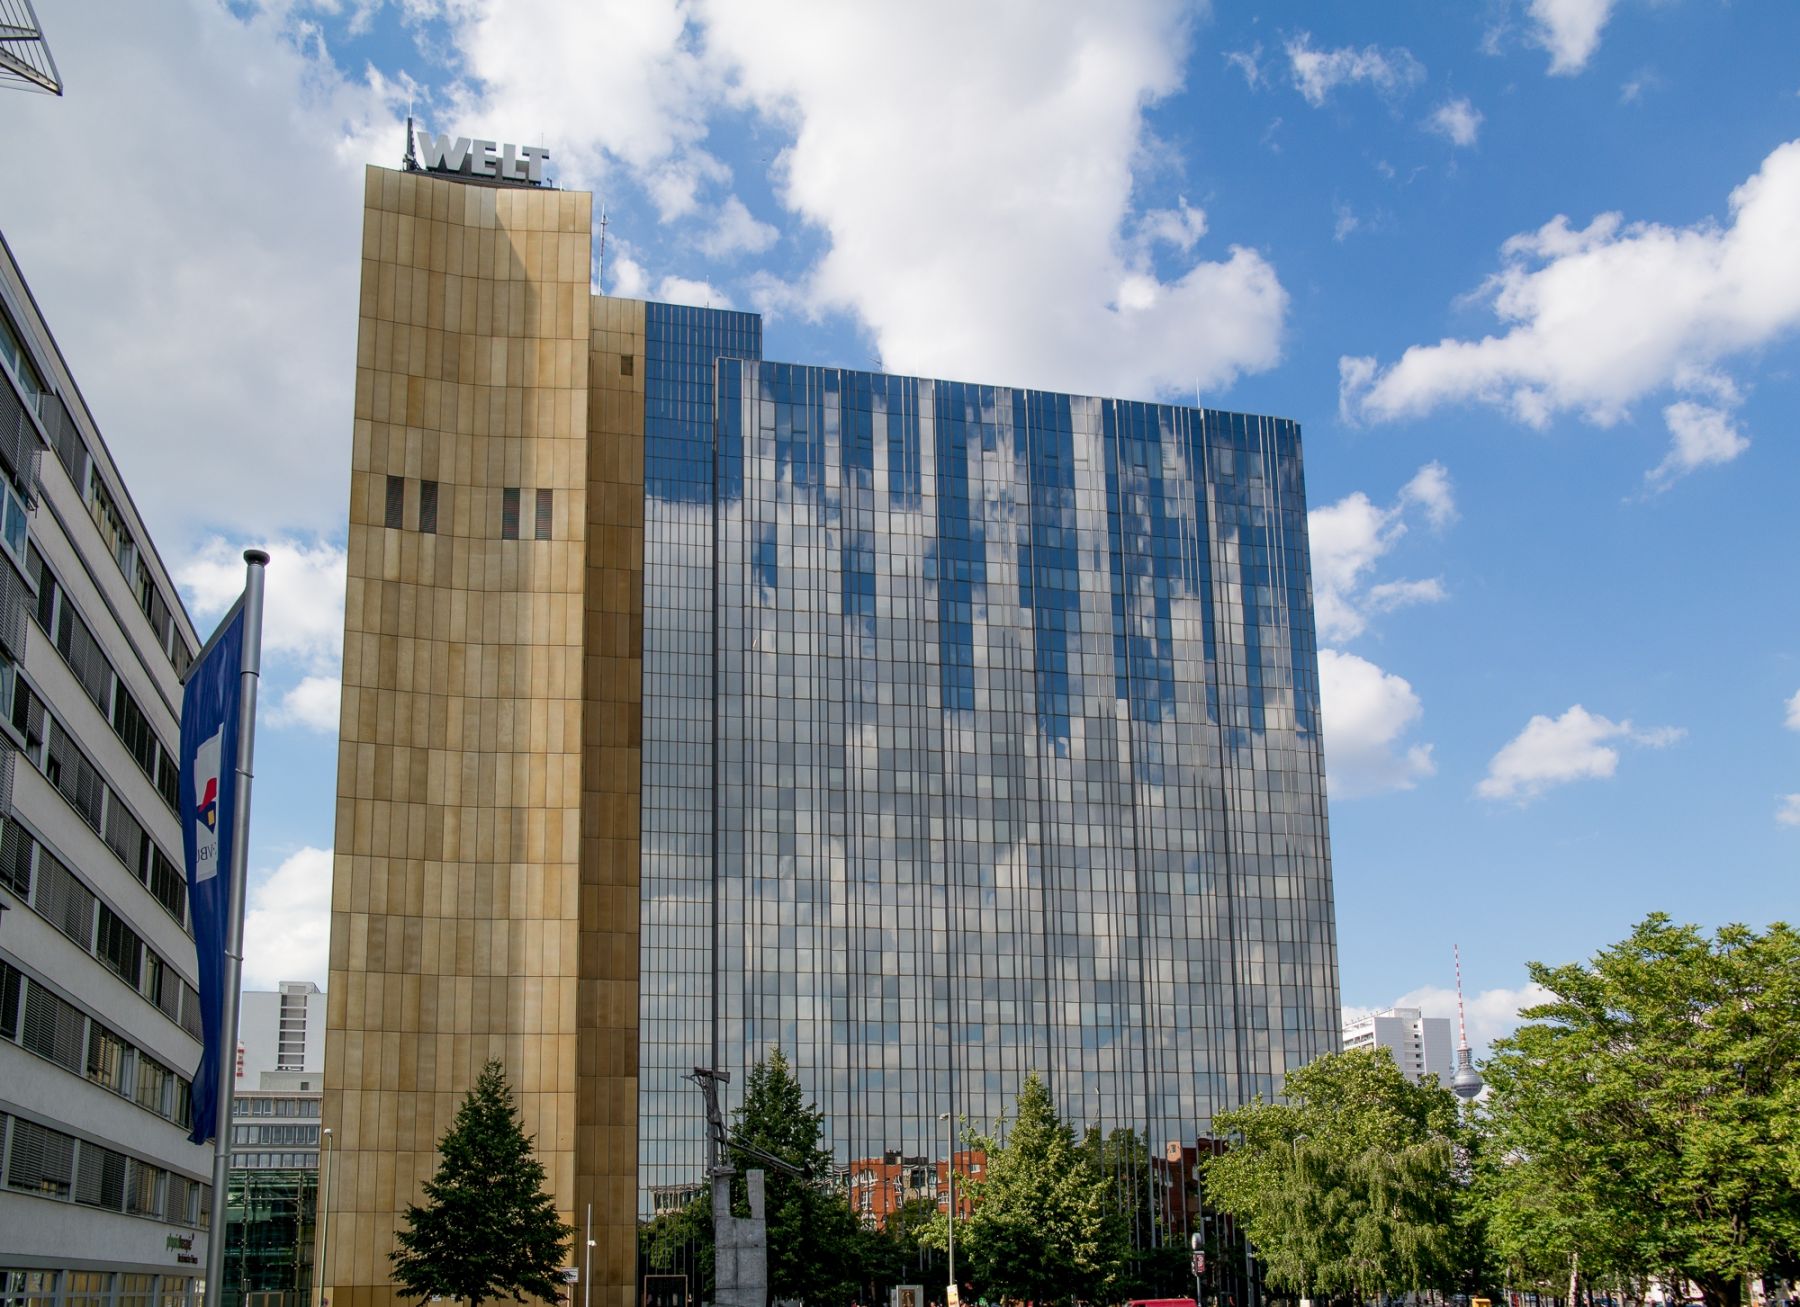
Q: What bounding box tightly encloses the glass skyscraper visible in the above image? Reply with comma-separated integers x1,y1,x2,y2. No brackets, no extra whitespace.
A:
327,162,1338,1307
636,312,1338,1204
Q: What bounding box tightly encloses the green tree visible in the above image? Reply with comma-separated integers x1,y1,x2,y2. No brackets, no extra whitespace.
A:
728,1048,864,1303
941,1072,1121,1304
1077,1126,1190,1300
1478,915,1800,1307
640,1191,714,1301
390,1060,572,1307
1202,1046,1466,1303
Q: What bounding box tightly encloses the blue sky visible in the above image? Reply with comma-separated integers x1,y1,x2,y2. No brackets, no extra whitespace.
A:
4,0,1797,1051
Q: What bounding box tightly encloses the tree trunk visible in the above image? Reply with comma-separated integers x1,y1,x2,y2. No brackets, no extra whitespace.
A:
1569,1252,1580,1307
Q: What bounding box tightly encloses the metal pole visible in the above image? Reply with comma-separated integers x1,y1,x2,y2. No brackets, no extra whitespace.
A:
583,1202,593,1307
317,1128,333,1307
938,1113,955,1304
202,549,268,1306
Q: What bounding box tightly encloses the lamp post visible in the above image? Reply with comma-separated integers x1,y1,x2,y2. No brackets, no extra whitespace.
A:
316,1127,333,1307
937,1112,956,1307
583,1203,594,1307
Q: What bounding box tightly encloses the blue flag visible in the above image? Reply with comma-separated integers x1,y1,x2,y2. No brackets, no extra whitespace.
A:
180,601,246,1146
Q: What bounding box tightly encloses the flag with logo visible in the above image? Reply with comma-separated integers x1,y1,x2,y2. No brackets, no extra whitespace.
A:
180,600,246,1145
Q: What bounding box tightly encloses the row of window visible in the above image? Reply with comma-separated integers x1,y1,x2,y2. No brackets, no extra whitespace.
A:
230,1123,319,1147
9,675,188,929
0,1268,193,1307
380,475,556,541
80,470,192,680
233,1095,320,1118
229,1150,318,1171
0,818,202,1040
0,1111,209,1228
0,959,194,1128
3,300,194,682
29,544,182,816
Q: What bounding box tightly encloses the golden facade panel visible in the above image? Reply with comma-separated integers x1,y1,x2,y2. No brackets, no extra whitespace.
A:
324,166,637,1307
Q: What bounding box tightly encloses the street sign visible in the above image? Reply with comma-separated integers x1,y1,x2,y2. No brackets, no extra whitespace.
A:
1192,1253,1206,1276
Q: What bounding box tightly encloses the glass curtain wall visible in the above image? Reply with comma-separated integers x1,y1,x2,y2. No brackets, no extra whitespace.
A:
635,327,1337,1228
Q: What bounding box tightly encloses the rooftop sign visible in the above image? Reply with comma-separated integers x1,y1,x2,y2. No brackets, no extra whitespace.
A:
406,119,550,186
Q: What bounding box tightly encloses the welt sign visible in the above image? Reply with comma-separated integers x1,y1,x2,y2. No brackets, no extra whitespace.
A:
416,130,550,184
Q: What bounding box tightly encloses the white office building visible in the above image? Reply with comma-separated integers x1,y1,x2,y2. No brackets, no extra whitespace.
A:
1342,1007,1454,1086
0,232,210,1307
235,981,325,1088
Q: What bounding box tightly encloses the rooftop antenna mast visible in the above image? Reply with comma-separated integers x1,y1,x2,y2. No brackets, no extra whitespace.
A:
597,207,609,293
1451,943,1484,1101
402,112,419,172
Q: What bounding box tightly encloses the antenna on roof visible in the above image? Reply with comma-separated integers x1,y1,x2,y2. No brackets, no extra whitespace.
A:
402,114,419,172
1451,943,1484,1101
597,207,609,293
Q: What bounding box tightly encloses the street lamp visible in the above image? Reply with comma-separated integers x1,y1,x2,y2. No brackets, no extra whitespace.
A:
938,1112,956,1307
583,1203,595,1307
317,1127,334,1307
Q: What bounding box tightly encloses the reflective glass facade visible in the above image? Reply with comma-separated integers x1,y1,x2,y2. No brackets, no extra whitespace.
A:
639,311,1338,1211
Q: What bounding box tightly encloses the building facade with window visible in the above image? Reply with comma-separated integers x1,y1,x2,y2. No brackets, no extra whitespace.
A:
1341,1006,1453,1086
325,161,1338,1307
0,232,210,1307
222,1072,324,1307
236,982,326,1089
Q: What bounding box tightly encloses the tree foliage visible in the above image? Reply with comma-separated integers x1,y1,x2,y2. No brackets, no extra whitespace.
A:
1203,1046,1466,1302
391,1060,572,1307
943,1072,1122,1305
1077,1126,1192,1300
1478,915,1800,1307
728,1048,866,1303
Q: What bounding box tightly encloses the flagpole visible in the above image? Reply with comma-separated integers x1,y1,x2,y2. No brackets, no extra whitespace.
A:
203,548,268,1306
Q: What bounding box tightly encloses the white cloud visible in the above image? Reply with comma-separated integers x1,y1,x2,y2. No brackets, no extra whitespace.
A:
1529,0,1617,75
1340,139,1800,468
701,1,1288,400
176,538,347,673
422,0,712,194
1400,461,1458,528
2,5,402,549
1333,201,1361,243
655,275,733,309
697,196,780,259
1620,68,1660,104
268,675,344,734
1318,649,1436,799
242,846,333,990
1285,33,1424,107
1779,795,1800,827
1351,981,1557,1054
1477,704,1683,801
1785,690,1800,731
1308,463,1454,643
1138,198,1209,254
1425,97,1484,148
1223,45,1264,89
1646,400,1750,489
1366,577,1448,614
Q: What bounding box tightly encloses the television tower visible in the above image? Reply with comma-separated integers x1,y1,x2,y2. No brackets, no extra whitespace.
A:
1451,944,1484,1100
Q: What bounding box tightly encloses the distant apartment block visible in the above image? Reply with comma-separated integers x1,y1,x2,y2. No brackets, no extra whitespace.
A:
1341,1007,1453,1085
237,981,325,1086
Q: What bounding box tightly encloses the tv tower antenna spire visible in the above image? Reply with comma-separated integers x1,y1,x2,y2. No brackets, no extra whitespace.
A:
1451,943,1483,1100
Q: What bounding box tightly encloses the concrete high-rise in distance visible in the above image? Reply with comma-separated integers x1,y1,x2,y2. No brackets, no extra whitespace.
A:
324,154,1340,1307
1342,1007,1454,1086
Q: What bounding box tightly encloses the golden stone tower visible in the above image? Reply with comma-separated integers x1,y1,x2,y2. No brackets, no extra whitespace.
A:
323,163,644,1307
